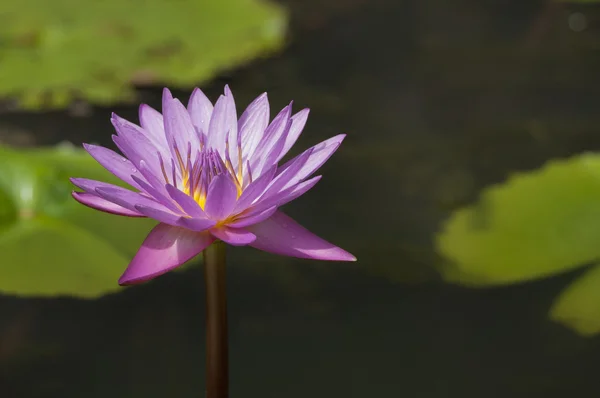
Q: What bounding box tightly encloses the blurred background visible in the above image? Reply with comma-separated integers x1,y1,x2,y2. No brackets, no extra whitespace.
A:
2,0,600,396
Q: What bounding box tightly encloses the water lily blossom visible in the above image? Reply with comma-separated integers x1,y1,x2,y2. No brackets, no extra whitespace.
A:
71,86,356,285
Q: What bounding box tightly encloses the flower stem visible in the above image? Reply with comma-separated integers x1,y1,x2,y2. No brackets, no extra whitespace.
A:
203,241,228,398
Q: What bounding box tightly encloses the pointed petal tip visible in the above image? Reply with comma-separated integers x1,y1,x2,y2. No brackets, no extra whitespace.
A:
162,87,173,98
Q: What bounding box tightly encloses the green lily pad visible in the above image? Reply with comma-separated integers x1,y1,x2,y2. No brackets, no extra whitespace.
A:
550,264,600,336
436,153,600,286
0,143,157,298
0,0,286,109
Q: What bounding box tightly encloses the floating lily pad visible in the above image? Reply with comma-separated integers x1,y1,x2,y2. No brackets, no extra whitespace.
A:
0,0,286,109
0,143,157,298
436,153,600,286
550,263,600,336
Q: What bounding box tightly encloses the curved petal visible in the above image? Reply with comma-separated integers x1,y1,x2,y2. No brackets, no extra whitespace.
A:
166,184,207,218
210,226,256,246
228,206,277,228
71,191,145,217
245,175,321,218
223,85,240,167
208,93,237,157
95,186,179,216
139,104,168,149
188,87,214,141
275,108,310,164
246,211,356,261
70,177,128,194
111,115,168,181
82,144,144,189
163,94,201,159
204,174,238,220
176,217,216,232
239,92,269,159
260,148,313,200
119,224,214,285
233,165,276,212
274,134,345,193
249,103,292,176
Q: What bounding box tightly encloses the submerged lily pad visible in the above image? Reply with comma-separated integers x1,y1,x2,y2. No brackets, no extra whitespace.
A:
0,143,157,298
0,0,286,109
550,263,600,336
436,153,600,286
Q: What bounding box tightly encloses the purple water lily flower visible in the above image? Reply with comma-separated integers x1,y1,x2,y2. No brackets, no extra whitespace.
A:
71,86,356,285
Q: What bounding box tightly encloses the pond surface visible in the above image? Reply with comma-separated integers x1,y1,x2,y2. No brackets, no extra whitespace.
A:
2,0,600,397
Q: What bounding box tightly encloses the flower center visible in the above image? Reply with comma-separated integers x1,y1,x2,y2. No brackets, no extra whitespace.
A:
158,140,250,210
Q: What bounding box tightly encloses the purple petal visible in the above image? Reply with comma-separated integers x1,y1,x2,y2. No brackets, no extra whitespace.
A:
239,92,269,160
228,206,277,228
134,205,183,226
246,211,356,261
207,94,237,157
249,103,292,176
163,95,201,160
95,185,179,216
187,87,214,139
82,144,144,189
203,174,238,220
71,191,145,217
260,148,313,200
233,165,277,212
210,226,256,246
223,86,240,168
176,217,216,232
165,184,207,218
139,104,168,149
275,108,310,164
275,134,345,192
245,175,321,218
70,177,127,194
132,160,180,212
111,115,167,181
119,224,214,285
253,118,291,178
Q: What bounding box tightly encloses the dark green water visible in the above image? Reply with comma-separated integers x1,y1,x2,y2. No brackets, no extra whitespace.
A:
2,0,600,396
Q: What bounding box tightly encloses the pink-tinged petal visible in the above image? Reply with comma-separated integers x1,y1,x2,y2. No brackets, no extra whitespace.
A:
176,217,216,232
139,104,167,149
210,226,256,246
71,191,145,217
163,95,201,159
82,143,144,189
233,165,277,212
275,108,310,164
246,175,321,217
95,186,179,216
246,211,356,261
188,87,214,139
228,206,277,228
203,174,238,220
239,92,269,159
207,93,237,157
276,134,345,192
118,224,214,285
165,184,207,218
250,103,292,176
70,177,128,194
